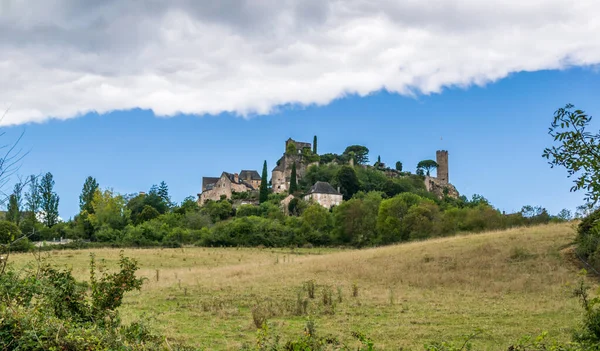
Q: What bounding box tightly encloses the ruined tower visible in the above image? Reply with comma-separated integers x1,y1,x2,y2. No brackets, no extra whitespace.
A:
436,150,448,184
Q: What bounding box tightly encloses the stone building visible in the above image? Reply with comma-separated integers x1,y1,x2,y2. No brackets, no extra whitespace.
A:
304,181,343,209
197,171,257,205
272,138,319,193
436,150,449,184
239,170,262,189
423,150,458,199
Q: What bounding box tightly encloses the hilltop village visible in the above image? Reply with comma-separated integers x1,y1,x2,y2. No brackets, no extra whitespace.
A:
198,137,458,210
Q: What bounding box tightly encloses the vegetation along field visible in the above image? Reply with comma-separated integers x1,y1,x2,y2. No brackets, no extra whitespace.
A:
9,222,592,350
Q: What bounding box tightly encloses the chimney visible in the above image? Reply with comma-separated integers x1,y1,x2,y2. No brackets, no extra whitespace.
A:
234,173,239,183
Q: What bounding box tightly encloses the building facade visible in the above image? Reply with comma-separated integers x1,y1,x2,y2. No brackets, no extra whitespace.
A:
198,171,257,205
303,181,343,209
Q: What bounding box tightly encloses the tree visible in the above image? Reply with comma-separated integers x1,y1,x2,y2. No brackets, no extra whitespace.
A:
40,172,59,227
375,155,381,167
259,160,269,203
542,104,600,206
286,142,297,155
79,176,99,214
313,135,318,154
89,189,130,231
24,175,41,221
336,166,360,200
395,161,403,172
157,181,172,208
416,159,438,176
343,145,369,165
0,220,20,244
289,162,298,194
557,208,573,221
6,195,19,224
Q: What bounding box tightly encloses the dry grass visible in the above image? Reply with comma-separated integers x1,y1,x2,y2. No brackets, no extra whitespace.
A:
9,222,592,350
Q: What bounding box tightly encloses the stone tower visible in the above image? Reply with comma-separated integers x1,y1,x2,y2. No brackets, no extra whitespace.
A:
436,150,449,184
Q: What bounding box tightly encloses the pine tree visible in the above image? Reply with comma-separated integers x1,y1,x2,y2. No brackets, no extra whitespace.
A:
259,161,269,203
289,163,297,194
157,181,172,208
313,135,318,154
40,172,60,227
79,176,99,213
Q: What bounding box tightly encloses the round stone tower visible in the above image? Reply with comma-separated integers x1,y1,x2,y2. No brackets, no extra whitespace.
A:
436,150,449,184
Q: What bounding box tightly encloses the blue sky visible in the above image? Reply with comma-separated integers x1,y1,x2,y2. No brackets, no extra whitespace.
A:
6,67,598,218
2,1,600,218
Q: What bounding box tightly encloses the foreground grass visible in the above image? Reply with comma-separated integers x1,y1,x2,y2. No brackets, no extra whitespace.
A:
9,223,591,350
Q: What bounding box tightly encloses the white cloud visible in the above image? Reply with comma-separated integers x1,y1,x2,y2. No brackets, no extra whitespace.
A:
0,0,599,125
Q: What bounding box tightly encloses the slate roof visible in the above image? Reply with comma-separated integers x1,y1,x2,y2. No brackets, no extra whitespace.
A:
202,177,220,191
272,157,285,172
222,172,255,190
306,181,341,195
240,170,261,180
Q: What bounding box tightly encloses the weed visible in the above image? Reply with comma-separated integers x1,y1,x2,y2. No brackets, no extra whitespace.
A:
251,305,268,329
304,279,316,299
352,282,359,298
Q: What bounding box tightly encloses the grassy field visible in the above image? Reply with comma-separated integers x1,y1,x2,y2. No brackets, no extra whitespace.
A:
9,222,593,350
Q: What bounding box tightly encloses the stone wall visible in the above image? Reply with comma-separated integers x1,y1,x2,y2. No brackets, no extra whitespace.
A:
272,154,318,194
436,150,449,184
198,173,253,205
424,176,458,199
304,193,343,209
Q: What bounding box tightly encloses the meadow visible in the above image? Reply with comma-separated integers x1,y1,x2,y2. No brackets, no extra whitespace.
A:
9,222,593,350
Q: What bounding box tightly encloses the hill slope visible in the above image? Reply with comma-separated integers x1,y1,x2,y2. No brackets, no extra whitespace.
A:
11,222,589,349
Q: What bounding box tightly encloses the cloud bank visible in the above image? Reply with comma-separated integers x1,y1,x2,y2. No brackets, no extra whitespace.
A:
0,0,599,125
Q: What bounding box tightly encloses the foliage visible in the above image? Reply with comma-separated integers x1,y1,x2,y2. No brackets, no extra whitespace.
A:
0,252,192,350
286,142,297,155
290,162,298,194
395,161,403,172
313,135,318,154
333,192,382,247
417,159,439,176
543,104,600,206
260,160,269,203
40,172,60,227
80,176,99,213
24,174,41,222
89,188,130,232
336,166,360,200
343,145,369,165
0,220,20,244
6,194,19,224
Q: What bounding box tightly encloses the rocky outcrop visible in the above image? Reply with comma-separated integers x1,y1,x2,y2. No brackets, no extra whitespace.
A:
424,176,459,199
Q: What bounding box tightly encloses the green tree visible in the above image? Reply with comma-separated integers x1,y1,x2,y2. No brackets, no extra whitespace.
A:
333,191,382,246
89,189,130,231
289,162,298,194
395,161,403,172
336,166,360,200
343,145,369,165
542,104,600,206
0,220,21,244
40,172,60,227
157,181,172,208
6,194,19,224
313,135,318,154
417,159,438,176
286,142,297,155
79,176,99,214
375,155,381,167
259,160,269,203
24,175,41,221
139,205,160,222
376,193,425,243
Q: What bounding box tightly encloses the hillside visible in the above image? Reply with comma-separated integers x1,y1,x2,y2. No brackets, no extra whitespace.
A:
10,222,590,350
